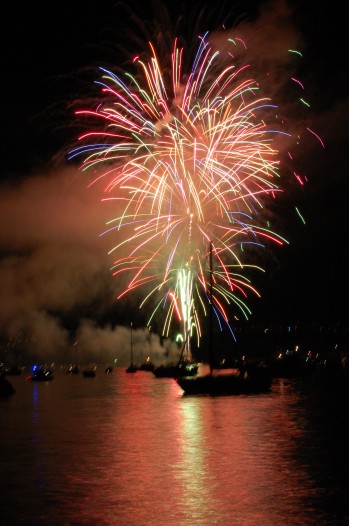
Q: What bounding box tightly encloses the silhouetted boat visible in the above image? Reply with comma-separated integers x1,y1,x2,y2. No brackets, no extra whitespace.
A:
66,364,80,374
67,341,80,374
139,356,155,372
126,364,138,373
0,367,15,396
27,365,54,382
83,366,96,377
0,377,15,396
153,320,198,378
176,242,272,396
176,362,272,395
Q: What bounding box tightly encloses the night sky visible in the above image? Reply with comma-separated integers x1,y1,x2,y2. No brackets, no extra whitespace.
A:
1,0,348,363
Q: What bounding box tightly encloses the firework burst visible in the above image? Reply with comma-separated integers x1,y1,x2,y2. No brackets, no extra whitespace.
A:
70,33,301,355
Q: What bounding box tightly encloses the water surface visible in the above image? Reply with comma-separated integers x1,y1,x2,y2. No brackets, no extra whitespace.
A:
1,368,349,525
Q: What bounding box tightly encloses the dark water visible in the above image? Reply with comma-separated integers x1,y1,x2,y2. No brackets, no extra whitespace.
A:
1,367,349,526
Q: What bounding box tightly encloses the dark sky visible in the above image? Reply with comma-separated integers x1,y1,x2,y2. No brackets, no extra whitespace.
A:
3,0,346,175
1,0,348,363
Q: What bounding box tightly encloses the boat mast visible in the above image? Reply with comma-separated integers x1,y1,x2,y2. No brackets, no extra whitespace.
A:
73,340,78,365
148,326,152,362
130,322,134,366
178,329,190,364
209,241,213,376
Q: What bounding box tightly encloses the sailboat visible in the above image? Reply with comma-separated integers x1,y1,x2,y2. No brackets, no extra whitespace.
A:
126,322,138,373
176,242,272,395
0,366,15,396
152,337,198,378
27,364,54,381
83,364,97,377
66,341,80,374
152,325,199,378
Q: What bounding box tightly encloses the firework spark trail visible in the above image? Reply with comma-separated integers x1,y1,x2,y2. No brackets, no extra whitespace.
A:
69,34,304,354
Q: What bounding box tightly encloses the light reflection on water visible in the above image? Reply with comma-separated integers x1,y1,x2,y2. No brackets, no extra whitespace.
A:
1,369,349,525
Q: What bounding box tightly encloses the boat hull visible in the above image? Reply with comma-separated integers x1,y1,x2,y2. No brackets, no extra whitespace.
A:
176,365,272,395
29,373,54,381
126,365,138,373
66,365,80,374
0,377,15,396
139,361,155,372
27,366,54,381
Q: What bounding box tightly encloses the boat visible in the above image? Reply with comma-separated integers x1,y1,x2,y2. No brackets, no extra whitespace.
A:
126,363,138,373
0,367,15,396
83,365,97,377
176,361,272,395
66,341,80,374
27,365,54,382
153,360,198,378
139,356,155,372
66,364,80,374
0,376,15,396
153,319,199,378
126,322,138,373
175,242,272,396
